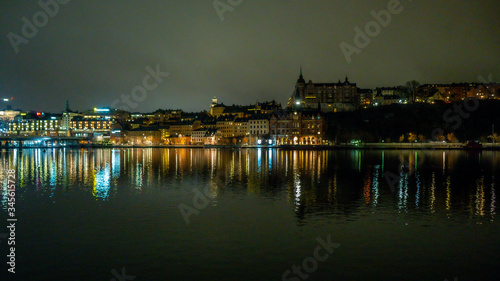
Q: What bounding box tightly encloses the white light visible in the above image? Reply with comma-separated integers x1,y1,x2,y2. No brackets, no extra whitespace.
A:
296,102,300,105
3,99,8,102
94,108,110,112
257,139,262,145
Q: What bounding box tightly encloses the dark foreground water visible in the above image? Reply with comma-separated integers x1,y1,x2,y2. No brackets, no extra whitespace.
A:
0,148,498,281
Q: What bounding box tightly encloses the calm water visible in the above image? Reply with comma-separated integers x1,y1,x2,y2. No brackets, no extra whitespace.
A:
0,148,498,281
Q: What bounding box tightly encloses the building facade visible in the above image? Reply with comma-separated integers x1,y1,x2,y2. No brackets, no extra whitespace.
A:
270,110,326,145
289,69,359,112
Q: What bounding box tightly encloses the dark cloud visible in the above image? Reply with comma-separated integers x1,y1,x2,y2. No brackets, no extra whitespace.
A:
1,0,498,112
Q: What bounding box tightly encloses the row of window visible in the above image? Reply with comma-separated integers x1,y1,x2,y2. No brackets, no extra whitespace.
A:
250,130,267,135
272,123,321,129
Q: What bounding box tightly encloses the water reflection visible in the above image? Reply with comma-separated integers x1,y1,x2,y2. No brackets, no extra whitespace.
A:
0,148,498,224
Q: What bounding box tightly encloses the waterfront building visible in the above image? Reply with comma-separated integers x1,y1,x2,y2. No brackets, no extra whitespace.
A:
248,113,271,144
8,112,61,136
70,116,114,133
192,128,208,144
234,117,249,137
61,101,80,130
192,128,219,145
270,110,326,145
0,109,21,122
123,128,161,145
216,114,237,138
167,120,201,137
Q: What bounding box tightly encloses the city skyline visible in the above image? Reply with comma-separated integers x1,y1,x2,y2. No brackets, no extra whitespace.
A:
1,0,499,113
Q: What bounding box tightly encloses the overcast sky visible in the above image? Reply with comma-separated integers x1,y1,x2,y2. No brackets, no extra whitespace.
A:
1,0,498,113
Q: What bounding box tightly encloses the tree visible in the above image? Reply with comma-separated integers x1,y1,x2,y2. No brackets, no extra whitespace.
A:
435,134,445,142
405,80,421,104
447,132,457,143
408,133,417,143
418,134,426,142
493,133,500,143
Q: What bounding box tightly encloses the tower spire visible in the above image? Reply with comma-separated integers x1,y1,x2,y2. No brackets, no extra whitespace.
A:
297,66,305,84
65,100,70,112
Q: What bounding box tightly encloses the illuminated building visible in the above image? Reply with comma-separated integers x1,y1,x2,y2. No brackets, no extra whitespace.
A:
192,128,218,145
248,114,270,144
288,68,359,112
123,128,161,145
0,109,21,122
372,87,408,106
168,120,201,136
216,115,237,137
233,117,249,137
270,110,326,145
61,101,81,130
70,117,114,132
8,113,61,135
69,107,118,133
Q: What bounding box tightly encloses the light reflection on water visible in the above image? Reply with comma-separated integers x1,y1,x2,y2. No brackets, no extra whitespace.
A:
0,148,498,280
0,148,498,221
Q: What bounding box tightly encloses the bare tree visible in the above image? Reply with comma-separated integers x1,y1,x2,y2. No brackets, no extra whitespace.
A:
405,80,421,104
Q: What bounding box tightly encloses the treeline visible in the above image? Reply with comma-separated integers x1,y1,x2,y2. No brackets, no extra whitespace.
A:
325,100,500,143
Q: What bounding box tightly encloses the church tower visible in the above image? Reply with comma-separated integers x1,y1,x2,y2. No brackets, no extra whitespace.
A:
294,67,305,110
211,96,218,108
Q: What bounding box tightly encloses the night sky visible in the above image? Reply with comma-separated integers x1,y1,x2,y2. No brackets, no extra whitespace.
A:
1,0,499,113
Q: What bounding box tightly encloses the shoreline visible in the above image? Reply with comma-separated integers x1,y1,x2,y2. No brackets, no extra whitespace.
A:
2,143,500,150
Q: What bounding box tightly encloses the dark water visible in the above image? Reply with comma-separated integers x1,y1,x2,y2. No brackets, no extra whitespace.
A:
0,148,498,281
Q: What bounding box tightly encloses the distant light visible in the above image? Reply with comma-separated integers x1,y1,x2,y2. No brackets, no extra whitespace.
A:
268,140,272,145
3,98,8,102
51,117,57,120
94,108,110,112
296,102,300,105
257,139,262,145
